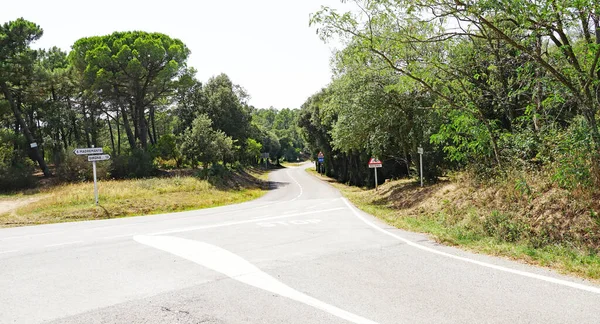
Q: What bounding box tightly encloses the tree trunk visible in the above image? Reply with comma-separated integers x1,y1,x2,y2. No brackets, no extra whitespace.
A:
150,106,158,144
1,83,51,177
120,103,136,150
107,116,116,155
116,109,121,156
138,101,148,150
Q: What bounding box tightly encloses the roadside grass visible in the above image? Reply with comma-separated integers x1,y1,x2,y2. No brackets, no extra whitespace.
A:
0,169,269,228
307,169,600,281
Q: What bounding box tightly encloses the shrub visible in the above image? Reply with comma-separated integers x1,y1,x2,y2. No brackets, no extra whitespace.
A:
550,117,595,189
0,130,35,191
0,162,35,191
56,152,109,182
109,150,157,179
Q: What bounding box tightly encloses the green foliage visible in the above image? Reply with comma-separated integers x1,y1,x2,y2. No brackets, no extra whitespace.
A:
179,114,234,168
109,150,157,179
550,117,595,189
244,138,262,164
0,130,35,191
56,153,108,182
153,134,180,161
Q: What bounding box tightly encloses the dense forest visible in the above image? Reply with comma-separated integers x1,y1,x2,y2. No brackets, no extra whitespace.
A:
299,0,600,191
0,19,305,190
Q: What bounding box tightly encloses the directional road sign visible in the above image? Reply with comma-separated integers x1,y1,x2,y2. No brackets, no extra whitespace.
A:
74,148,103,155
368,158,382,168
88,154,111,162
418,147,424,154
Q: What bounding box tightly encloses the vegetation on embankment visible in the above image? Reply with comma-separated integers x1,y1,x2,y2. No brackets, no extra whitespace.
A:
0,168,269,228
308,168,600,281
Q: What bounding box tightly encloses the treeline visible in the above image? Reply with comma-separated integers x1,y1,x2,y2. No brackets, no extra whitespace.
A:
0,18,303,190
299,0,600,189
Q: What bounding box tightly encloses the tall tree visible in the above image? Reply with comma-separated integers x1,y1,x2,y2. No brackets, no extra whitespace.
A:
0,18,50,176
70,31,191,151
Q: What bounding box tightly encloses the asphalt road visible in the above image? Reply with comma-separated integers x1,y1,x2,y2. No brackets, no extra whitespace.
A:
1,163,599,323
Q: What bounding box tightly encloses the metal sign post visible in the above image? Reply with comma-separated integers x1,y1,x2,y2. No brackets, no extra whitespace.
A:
92,160,98,205
368,158,383,190
87,154,110,205
317,152,324,175
73,147,110,205
418,146,424,187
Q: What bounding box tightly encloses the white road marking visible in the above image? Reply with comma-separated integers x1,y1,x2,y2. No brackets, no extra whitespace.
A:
103,233,137,239
342,198,600,295
1,231,64,241
0,250,18,254
134,235,379,324
84,224,136,232
45,241,84,248
148,208,344,236
287,170,303,202
258,219,322,227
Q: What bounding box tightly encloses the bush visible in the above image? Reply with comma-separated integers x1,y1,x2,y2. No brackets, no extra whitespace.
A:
56,152,109,182
549,117,595,189
109,150,157,179
0,130,35,191
153,134,180,161
0,162,35,191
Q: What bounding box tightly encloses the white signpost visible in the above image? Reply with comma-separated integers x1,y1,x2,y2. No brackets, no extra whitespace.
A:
368,158,383,190
73,147,110,205
74,147,103,155
418,146,424,187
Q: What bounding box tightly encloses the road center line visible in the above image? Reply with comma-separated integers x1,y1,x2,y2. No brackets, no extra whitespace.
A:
1,231,64,241
147,207,345,236
287,170,303,202
134,235,379,324
45,241,84,248
342,198,600,295
103,233,137,239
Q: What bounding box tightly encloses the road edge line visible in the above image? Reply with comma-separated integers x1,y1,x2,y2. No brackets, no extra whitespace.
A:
342,198,600,295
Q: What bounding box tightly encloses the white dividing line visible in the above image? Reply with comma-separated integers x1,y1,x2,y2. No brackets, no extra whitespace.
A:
148,207,345,236
342,198,600,295
287,170,304,202
0,250,18,255
45,241,84,248
134,235,379,324
1,231,64,241
84,224,136,232
103,233,137,239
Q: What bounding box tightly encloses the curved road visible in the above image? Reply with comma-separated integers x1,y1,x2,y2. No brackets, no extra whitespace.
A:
0,164,599,323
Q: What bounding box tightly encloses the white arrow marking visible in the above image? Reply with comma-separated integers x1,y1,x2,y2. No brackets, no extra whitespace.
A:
134,235,379,324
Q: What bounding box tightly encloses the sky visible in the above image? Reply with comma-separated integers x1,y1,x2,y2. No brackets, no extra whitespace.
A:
1,0,347,109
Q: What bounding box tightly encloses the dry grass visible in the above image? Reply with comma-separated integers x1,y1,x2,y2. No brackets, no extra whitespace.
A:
307,168,600,281
0,171,269,227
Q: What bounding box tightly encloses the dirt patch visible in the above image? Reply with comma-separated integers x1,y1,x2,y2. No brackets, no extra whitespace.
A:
0,196,46,215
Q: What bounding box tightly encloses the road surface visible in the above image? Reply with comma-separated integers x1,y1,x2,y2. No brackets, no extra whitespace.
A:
0,164,599,323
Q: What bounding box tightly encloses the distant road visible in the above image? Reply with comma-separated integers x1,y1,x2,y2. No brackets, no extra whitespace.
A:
1,163,599,323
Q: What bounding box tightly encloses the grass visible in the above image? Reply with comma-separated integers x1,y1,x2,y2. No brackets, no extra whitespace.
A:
307,169,600,281
0,170,269,228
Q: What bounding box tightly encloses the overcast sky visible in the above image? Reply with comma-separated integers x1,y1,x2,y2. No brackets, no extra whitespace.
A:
1,0,347,109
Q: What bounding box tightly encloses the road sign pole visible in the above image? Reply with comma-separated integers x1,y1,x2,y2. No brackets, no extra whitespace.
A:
419,148,424,187
93,160,98,205
374,167,378,191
